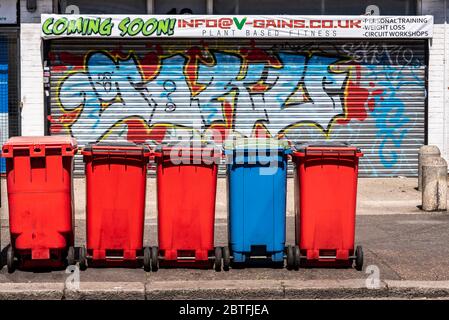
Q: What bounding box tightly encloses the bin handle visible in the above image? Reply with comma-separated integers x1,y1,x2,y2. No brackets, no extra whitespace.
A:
61,145,78,156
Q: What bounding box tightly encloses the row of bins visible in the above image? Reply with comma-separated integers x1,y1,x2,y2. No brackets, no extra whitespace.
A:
1,136,364,272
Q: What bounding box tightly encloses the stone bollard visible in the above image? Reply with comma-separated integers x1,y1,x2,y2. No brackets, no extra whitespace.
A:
418,145,441,191
421,157,448,212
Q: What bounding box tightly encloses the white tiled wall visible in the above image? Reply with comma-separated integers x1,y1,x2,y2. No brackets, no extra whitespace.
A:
423,0,449,163
19,0,53,136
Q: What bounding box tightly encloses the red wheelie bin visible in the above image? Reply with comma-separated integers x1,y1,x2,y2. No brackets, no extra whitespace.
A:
1,136,77,272
289,143,364,270
80,142,152,270
152,143,223,271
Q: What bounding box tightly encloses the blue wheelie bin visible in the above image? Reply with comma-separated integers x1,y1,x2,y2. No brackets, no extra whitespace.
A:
224,138,291,269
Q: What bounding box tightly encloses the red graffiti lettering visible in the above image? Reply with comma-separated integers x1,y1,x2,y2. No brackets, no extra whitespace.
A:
184,43,215,96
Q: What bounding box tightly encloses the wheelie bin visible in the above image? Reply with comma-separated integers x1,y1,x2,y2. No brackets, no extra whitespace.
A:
289,142,364,270
153,143,222,271
224,138,291,269
80,141,152,270
1,136,77,272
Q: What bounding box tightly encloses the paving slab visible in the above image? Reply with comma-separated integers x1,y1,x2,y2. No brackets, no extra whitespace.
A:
65,281,145,300
146,280,285,300
282,279,389,299
0,282,64,300
384,280,449,299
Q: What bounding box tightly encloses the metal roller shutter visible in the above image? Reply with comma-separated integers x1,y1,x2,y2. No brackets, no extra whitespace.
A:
47,39,427,176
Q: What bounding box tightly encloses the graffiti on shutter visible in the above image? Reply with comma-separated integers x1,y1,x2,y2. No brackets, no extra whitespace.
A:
48,40,426,176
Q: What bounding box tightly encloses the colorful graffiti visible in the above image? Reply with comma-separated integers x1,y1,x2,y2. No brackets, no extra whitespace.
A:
48,40,426,175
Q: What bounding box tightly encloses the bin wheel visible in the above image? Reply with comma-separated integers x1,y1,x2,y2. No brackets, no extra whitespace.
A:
214,247,222,272
78,246,88,271
293,245,301,270
150,247,159,272
355,245,364,271
222,246,231,271
286,245,294,270
67,246,76,266
143,247,151,272
7,245,15,273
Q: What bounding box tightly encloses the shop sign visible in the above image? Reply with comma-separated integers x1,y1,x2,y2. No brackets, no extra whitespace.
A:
41,14,433,39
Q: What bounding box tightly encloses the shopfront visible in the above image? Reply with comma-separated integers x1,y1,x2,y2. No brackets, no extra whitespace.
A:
0,0,20,173
41,14,433,176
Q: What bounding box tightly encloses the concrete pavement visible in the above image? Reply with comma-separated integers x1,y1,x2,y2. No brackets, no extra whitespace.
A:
0,177,448,299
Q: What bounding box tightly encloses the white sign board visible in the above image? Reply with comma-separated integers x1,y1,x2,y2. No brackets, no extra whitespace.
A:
0,0,17,24
41,14,434,39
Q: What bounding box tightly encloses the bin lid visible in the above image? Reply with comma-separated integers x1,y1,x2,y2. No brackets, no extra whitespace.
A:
83,140,147,150
3,136,77,148
82,141,151,156
223,137,291,154
2,136,78,158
